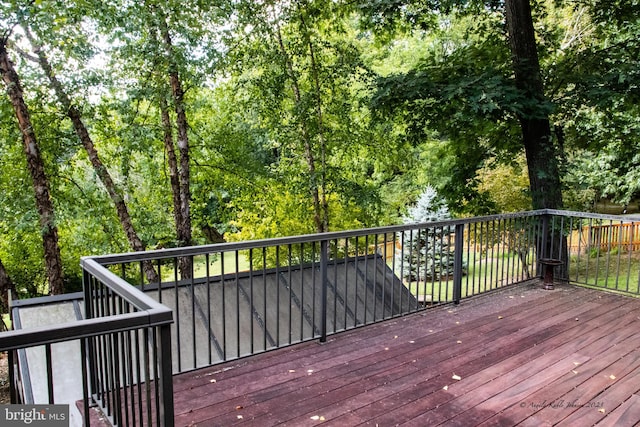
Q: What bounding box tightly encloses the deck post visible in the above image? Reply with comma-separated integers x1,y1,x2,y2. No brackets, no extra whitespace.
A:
320,239,329,343
158,323,175,426
453,223,465,304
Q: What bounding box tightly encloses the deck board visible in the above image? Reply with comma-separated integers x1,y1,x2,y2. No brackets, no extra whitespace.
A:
171,283,640,426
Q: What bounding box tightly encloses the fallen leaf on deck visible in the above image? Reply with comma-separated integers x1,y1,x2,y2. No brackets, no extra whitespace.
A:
509,296,514,299
236,406,243,410
456,340,462,344
409,340,415,344
307,369,314,374
452,374,462,381
310,415,325,421
498,316,503,319
443,385,449,391
575,318,579,321
237,415,243,419
384,347,389,351
394,335,398,339
573,362,581,366
429,330,434,333
609,374,616,380
598,408,605,414
289,370,296,373
572,370,578,374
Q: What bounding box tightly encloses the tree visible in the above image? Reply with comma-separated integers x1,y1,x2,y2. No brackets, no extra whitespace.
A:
0,33,64,294
21,24,159,283
504,0,562,209
395,186,456,281
152,4,194,274
226,0,400,238
363,1,563,211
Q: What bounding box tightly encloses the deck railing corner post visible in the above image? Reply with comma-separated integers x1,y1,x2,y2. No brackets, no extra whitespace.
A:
81,266,98,401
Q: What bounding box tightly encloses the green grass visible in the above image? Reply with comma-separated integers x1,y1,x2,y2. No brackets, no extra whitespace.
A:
569,251,640,294
401,252,533,302
193,251,251,277
157,251,251,282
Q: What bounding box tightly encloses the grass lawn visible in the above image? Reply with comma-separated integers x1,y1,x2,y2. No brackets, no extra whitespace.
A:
402,252,533,303
569,251,640,294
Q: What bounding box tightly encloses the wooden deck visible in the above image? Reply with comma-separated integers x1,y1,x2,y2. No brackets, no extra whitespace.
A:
171,283,640,426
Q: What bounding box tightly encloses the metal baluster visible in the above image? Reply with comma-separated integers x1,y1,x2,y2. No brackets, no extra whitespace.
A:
45,344,54,404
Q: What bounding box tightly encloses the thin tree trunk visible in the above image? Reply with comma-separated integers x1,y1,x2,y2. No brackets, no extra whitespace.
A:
0,40,64,295
0,258,15,313
275,25,326,233
300,9,329,232
25,29,159,283
155,7,193,278
159,94,184,236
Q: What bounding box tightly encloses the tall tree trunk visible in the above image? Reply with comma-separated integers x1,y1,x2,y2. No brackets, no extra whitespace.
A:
155,7,193,278
299,7,330,233
0,258,15,314
25,29,159,284
159,94,184,237
505,1,567,278
0,40,64,295
504,0,563,210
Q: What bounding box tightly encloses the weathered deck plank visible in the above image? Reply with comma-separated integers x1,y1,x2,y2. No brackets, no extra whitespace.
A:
171,283,640,426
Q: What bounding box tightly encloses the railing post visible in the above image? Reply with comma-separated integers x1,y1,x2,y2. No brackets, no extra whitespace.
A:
81,268,98,403
158,324,175,427
453,224,465,304
8,349,16,404
80,338,90,427
320,239,328,343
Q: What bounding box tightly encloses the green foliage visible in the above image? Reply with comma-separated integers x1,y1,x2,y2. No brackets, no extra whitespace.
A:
476,155,532,213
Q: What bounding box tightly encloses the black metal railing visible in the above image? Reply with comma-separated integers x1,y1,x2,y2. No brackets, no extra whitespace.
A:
544,210,640,295
0,259,174,427
1,209,638,426
87,210,550,374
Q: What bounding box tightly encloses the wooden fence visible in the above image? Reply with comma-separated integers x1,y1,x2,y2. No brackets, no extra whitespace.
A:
569,222,640,254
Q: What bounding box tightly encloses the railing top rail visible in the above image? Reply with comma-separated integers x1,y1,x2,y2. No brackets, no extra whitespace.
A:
8,291,83,308
82,258,169,311
88,210,552,265
544,209,640,222
0,307,172,352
